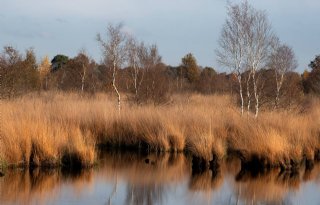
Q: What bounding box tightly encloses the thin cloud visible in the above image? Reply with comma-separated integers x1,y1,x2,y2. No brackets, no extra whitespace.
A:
56,18,68,24
0,0,319,70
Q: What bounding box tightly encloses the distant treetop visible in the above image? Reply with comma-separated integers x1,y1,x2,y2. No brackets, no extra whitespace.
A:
51,54,69,71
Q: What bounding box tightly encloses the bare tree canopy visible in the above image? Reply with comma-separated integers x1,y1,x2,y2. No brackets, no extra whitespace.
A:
97,23,127,68
97,23,127,113
216,0,278,117
268,44,298,108
216,1,253,115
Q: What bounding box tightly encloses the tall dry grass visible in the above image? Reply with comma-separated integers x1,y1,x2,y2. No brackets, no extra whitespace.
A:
0,92,319,168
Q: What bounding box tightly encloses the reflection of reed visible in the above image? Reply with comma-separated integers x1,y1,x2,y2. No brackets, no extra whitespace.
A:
303,163,320,183
187,157,241,194
233,168,304,204
99,151,189,186
100,152,189,205
2,152,320,205
224,156,242,176
0,168,93,205
189,169,223,192
0,152,188,205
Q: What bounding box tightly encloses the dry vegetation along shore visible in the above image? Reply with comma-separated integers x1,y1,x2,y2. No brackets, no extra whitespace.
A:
0,92,319,172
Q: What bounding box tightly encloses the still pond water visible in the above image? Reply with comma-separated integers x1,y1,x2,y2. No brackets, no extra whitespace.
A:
1,152,320,205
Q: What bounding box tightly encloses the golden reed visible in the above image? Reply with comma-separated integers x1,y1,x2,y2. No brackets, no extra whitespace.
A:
0,92,319,169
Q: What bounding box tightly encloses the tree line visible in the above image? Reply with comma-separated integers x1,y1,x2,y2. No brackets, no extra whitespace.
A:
0,1,319,114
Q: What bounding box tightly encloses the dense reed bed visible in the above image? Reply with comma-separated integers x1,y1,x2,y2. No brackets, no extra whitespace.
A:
0,92,320,170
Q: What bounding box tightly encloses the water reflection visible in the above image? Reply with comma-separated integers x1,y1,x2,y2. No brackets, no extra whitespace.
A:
230,162,320,205
99,151,189,205
1,152,320,205
0,168,93,205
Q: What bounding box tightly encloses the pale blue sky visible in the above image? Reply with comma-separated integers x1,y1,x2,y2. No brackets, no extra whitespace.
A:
1,0,319,72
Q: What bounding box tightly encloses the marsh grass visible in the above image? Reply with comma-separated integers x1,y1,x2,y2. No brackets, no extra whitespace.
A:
1,92,319,169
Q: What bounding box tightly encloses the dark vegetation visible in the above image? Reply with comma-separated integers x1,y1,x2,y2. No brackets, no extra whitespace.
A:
1,46,318,107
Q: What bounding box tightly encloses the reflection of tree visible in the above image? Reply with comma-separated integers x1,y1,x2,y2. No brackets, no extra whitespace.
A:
124,183,166,205
107,175,118,205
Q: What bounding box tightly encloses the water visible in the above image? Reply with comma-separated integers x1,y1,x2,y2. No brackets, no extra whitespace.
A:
1,152,320,205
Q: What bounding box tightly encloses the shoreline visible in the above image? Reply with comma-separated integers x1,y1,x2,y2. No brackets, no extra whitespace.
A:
1,145,320,176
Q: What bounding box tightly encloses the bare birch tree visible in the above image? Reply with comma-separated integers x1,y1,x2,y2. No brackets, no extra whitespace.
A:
245,72,252,113
216,2,250,116
97,24,127,113
268,44,297,109
126,36,148,103
244,3,277,117
140,44,162,102
126,36,139,99
217,1,277,117
76,51,89,94
80,63,86,93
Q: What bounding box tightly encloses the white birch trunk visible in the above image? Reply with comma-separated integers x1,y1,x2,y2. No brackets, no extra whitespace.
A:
252,71,259,118
274,73,284,109
246,72,252,114
112,62,121,114
237,75,244,116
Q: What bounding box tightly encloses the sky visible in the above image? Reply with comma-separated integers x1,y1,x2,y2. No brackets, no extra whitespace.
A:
1,0,319,72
